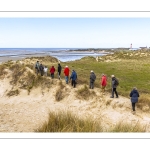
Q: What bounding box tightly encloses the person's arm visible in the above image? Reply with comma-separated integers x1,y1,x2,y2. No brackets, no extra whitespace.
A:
137,91,140,97
130,91,133,97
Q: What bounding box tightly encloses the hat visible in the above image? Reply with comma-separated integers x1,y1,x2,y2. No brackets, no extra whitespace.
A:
111,75,115,77
91,70,93,72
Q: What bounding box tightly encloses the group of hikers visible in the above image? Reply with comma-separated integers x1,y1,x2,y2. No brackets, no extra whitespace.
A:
35,60,139,114
35,61,78,88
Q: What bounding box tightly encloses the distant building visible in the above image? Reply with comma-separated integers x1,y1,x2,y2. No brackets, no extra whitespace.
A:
139,46,147,49
130,43,132,49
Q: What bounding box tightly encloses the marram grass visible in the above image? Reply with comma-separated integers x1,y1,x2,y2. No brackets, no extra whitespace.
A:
36,111,146,132
36,111,103,132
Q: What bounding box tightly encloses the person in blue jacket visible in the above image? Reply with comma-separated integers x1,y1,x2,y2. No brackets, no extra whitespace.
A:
70,70,77,88
130,87,139,114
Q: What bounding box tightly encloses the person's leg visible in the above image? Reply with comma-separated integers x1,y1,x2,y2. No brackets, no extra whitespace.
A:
114,88,118,98
91,82,94,89
65,76,68,84
73,80,76,88
58,72,60,79
102,86,105,94
111,88,114,98
36,69,38,75
51,73,53,78
132,102,135,111
71,80,73,86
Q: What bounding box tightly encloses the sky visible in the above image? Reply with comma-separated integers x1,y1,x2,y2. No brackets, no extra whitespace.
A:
0,18,150,48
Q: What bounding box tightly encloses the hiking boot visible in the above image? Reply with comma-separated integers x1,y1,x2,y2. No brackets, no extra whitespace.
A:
110,96,114,98
116,96,119,98
132,111,136,115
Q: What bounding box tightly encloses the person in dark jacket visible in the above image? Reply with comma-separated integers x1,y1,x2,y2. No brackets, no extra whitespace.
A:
70,70,77,88
110,75,118,98
130,87,139,114
89,70,96,89
58,63,62,80
39,63,44,76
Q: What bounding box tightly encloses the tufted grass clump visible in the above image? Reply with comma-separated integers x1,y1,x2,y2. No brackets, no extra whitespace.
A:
108,121,146,132
36,111,103,132
76,84,94,100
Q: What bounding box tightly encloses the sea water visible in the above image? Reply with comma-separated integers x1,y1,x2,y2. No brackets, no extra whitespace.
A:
0,48,108,62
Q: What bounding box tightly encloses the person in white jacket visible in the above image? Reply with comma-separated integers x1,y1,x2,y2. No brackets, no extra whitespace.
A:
44,66,48,76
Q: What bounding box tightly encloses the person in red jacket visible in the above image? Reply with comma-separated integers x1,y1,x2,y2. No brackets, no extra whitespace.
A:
101,73,107,95
64,66,70,84
50,66,55,79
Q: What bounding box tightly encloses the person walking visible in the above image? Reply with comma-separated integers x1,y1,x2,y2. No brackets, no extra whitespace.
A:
70,70,77,88
110,75,118,98
101,73,107,95
35,61,40,75
39,63,44,76
58,63,62,80
64,66,70,84
43,66,48,76
130,87,139,114
50,66,55,79
89,70,96,89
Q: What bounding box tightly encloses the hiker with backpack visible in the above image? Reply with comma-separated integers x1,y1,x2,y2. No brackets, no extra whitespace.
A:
70,70,77,88
50,66,56,79
110,75,119,98
100,73,107,95
39,63,44,76
130,87,139,114
35,61,40,75
89,70,96,89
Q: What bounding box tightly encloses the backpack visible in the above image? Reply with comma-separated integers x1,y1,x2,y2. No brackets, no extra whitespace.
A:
114,78,119,86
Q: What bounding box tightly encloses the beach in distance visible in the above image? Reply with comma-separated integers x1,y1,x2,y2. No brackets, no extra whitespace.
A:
0,48,111,63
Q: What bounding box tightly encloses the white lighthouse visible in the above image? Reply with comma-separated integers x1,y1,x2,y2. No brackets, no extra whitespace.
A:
130,43,132,49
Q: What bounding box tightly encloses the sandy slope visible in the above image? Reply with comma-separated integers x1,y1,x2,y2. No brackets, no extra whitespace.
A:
0,73,150,132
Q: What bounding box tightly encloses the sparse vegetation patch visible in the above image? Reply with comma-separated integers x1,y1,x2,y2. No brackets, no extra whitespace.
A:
6,89,20,97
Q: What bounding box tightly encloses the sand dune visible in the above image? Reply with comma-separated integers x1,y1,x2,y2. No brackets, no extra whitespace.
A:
0,69,150,132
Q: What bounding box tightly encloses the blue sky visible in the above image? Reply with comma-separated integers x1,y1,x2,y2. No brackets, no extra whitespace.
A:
0,18,150,48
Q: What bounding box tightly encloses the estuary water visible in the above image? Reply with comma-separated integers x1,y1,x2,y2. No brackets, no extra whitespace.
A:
0,48,109,62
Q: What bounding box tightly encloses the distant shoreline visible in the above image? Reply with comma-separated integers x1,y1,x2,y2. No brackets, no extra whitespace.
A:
0,49,112,63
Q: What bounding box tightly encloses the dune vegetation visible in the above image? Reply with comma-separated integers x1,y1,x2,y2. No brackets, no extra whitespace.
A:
37,110,146,132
